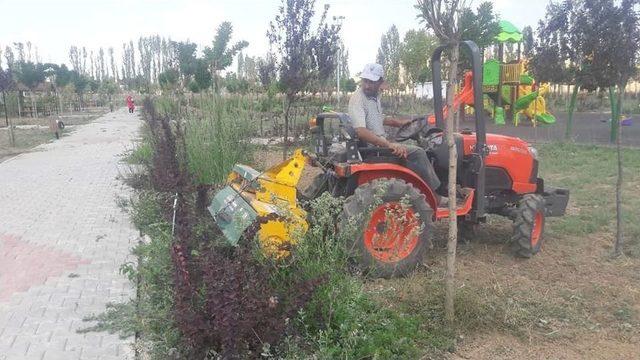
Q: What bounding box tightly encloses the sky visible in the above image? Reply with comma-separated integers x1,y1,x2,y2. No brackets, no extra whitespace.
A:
0,0,550,76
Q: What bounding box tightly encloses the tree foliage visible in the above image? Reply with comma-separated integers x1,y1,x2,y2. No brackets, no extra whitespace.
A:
522,26,534,58
310,6,342,92
0,68,15,92
401,29,437,84
257,53,277,90
458,2,500,50
530,1,576,84
204,22,248,92
531,0,640,89
376,25,402,88
267,0,342,157
16,62,45,90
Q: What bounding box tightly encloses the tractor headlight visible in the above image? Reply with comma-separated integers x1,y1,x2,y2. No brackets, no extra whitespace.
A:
528,146,538,160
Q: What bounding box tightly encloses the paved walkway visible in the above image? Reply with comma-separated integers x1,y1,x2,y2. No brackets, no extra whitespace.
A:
0,108,141,359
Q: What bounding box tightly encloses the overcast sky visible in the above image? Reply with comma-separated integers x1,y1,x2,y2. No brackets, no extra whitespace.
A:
0,0,550,75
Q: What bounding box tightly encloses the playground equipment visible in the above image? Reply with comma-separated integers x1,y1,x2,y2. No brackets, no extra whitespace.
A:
426,21,555,127
482,21,556,126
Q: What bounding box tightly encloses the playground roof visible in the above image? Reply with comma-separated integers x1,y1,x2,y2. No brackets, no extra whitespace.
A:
495,20,523,43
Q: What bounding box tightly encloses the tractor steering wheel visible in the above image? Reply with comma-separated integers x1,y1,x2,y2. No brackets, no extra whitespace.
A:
395,116,428,142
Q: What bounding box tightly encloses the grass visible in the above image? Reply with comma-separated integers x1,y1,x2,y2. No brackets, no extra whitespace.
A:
0,108,108,162
0,128,57,161
183,95,255,184
537,142,640,256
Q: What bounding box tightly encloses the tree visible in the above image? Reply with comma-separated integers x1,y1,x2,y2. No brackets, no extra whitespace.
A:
376,25,402,90
257,53,277,90
457,1,499,68
237,51,245,79
522,26,534,58
310,6,342,96
340,77,357,92
4,46,15,72
193,59,212,92
98,47,106,81
204,22,248,93
14,42,25,63
71,71,89,109
224,72,249,94
82,47,87,76
16,62,45,117
268,0,341,159
0,69,16,145
55,64,73,88
158,68,180,94
108,47,118,82
458,2,500,51
243,55,258,87
69,46,81,72
173,41,199,84
416,0,466,323
401,29,438,85
605,0,639,256
100,80,118,111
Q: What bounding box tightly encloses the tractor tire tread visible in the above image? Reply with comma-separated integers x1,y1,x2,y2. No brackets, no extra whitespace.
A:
511,194,545,258
340,178,433,278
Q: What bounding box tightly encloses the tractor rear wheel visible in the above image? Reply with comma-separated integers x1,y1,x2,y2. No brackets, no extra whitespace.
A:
511,194,546,258
341,178,433,278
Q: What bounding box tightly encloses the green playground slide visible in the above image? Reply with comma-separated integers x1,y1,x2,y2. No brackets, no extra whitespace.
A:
514,91,538,112
536,113,556,124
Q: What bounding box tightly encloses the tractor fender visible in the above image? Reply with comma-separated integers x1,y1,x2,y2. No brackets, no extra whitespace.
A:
349,163,439,212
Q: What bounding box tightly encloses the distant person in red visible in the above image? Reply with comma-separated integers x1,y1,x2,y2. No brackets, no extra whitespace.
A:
126,95,135,113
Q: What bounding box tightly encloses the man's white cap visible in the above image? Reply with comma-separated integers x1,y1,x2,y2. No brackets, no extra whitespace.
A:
360,63,384,82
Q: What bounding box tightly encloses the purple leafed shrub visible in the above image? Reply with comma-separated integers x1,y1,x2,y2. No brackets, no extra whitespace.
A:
142,98,324,358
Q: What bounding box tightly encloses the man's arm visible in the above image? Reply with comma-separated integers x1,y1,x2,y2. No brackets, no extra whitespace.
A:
354,127,408,158
383,117,410,128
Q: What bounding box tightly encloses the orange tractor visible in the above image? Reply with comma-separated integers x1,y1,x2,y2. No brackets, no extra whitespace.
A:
209,41,569,277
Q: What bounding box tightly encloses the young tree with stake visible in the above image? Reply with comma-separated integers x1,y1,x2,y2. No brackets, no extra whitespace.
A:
416,0,466,323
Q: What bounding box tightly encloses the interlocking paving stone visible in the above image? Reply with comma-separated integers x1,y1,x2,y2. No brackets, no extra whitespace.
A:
0,108,141,359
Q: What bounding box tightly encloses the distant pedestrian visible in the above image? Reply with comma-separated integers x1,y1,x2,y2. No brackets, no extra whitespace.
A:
126,95,135,113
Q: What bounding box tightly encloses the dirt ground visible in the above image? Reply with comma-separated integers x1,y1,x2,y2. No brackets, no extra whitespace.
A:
253,146,640,359
438,222,639,359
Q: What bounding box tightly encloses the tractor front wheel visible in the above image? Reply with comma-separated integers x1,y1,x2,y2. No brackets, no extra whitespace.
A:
511,194,546,257
341,178,433,278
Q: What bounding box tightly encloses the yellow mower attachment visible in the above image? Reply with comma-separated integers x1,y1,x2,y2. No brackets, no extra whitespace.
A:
209,149,309,258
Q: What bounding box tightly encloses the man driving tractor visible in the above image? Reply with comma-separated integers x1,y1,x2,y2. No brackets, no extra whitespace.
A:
348,63,442,199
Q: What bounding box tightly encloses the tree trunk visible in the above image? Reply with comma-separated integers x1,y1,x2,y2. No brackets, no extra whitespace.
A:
613,84,624,256
17,92,22,118
57,90,63,116
2,91,8,127
609,87,619,143
565,84,579,140
3,92,16,147
31,93,37,118
283,96,293,160
445,44,460,324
